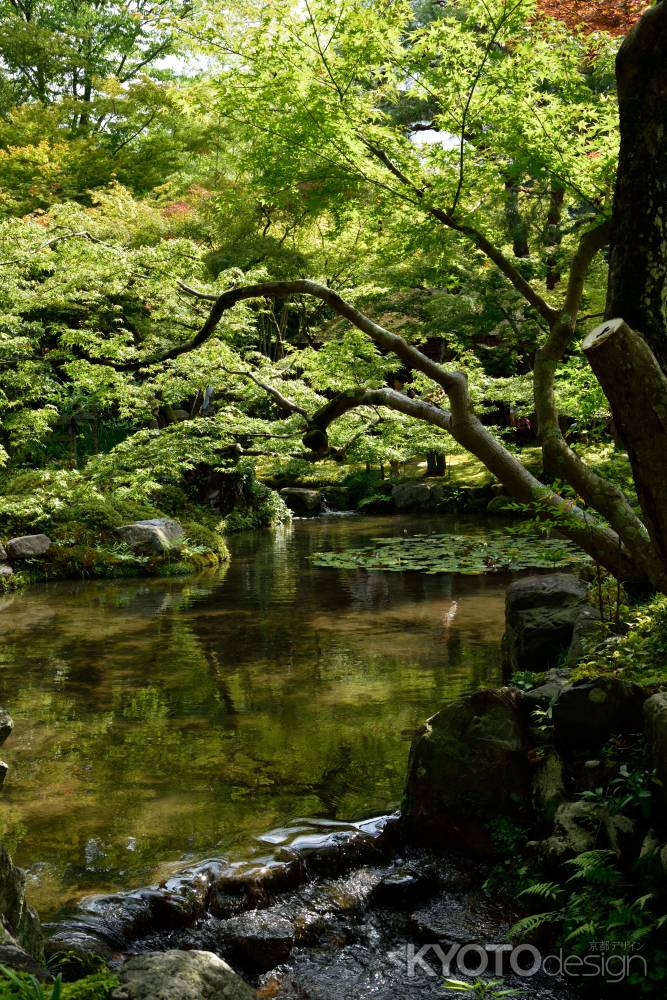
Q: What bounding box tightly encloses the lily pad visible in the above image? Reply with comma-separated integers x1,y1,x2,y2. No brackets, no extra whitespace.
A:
309,528,590,576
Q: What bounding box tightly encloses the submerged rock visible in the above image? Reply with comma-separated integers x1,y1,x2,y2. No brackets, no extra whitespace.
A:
402,687,532,852
219,909,295,971
6,534,52,560
111,950,256,999
116,519,184,555
279,488,322,517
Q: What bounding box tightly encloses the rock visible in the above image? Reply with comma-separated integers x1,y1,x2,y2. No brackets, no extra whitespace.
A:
603,812,637,858
503,573,589,674
639,829,661,860
0,710,13,746
579,759,605,792
320,486,352,511
553,677,647,752
116,519,184,555
218,909,295,972
0,926,48,979
567,607,603,664
5,534,52,560
402,688,532,852
410,891,510,948
0,761,7,789
661,845,667,879
278,488,322,517
371,869,434,908
644,693,667,799
0,845,42,957
522,668,570,709
391,482,443,511
0,544,6,561
532,751,566,820
533,800,599,865
0,565,13,581
111,950,256,999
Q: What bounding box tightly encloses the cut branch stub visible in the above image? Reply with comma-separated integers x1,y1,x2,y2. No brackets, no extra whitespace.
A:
583,317,667,573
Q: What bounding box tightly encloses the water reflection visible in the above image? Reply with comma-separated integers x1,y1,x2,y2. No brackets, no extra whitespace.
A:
0,514,511,917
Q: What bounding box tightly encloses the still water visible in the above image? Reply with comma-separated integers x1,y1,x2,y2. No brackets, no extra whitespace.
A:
0,514,512,918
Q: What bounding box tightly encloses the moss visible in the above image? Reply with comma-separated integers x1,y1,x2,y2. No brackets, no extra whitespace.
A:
181,519,230,560
223,480,289,534
61,973,119,999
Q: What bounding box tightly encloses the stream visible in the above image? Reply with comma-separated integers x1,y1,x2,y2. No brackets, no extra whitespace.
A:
0,514,513,921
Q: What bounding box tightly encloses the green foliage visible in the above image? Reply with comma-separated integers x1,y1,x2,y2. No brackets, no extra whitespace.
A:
509,671,546,692
486,817,530,859
59,975,118,1000
573,594,667,687
511,851,667,993
0,969,118,1000
443,979,522,998
580,763,658,821
0,968,61,1000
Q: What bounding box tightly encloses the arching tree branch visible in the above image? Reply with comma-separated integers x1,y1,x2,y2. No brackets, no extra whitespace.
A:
163,278,649,587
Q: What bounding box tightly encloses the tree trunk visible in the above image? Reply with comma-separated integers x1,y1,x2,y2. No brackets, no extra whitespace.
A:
583,318,667,577
606,1,667,370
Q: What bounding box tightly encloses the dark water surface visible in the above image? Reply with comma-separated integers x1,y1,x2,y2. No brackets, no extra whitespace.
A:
0,514,513,918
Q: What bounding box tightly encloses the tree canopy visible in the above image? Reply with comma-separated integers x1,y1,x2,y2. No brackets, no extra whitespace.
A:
2,0,667,593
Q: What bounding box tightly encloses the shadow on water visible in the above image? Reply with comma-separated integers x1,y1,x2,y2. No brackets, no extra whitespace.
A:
0,514,515,918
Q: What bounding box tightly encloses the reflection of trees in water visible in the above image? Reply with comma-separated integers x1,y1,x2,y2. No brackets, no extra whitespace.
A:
0,516,510,914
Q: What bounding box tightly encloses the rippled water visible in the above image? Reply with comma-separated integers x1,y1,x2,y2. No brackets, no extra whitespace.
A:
0,514,514,918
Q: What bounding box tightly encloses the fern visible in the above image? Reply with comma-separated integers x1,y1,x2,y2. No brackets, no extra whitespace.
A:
509,910,559,939
517,881,562,904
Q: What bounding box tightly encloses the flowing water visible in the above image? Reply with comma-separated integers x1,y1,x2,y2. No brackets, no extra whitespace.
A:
0,514,515,919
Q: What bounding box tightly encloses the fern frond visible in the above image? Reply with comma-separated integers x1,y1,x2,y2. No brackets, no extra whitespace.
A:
510,910,559,939
518,881,562,903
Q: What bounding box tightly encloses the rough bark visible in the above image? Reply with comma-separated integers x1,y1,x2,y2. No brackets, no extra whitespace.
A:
607,1,667,370
583,318,667,576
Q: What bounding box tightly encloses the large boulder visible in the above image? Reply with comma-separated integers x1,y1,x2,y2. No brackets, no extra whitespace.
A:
0,845,42,959
5,534,52,560
553,677,647,752
502,573,590,674
278,488,322,517
116,519,184,555
111,950,256,1000
402,688,532,852
391,482,443,512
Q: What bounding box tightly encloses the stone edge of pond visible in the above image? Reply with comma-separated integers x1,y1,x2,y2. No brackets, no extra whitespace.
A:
42,814,401,961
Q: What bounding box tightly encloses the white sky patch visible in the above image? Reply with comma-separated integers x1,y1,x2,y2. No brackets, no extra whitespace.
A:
410,128,461,150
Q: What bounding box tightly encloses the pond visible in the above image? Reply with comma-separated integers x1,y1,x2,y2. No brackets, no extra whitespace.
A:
0,514,516,919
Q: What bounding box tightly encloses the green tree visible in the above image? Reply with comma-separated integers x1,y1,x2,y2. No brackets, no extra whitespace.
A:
81,0,651,591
